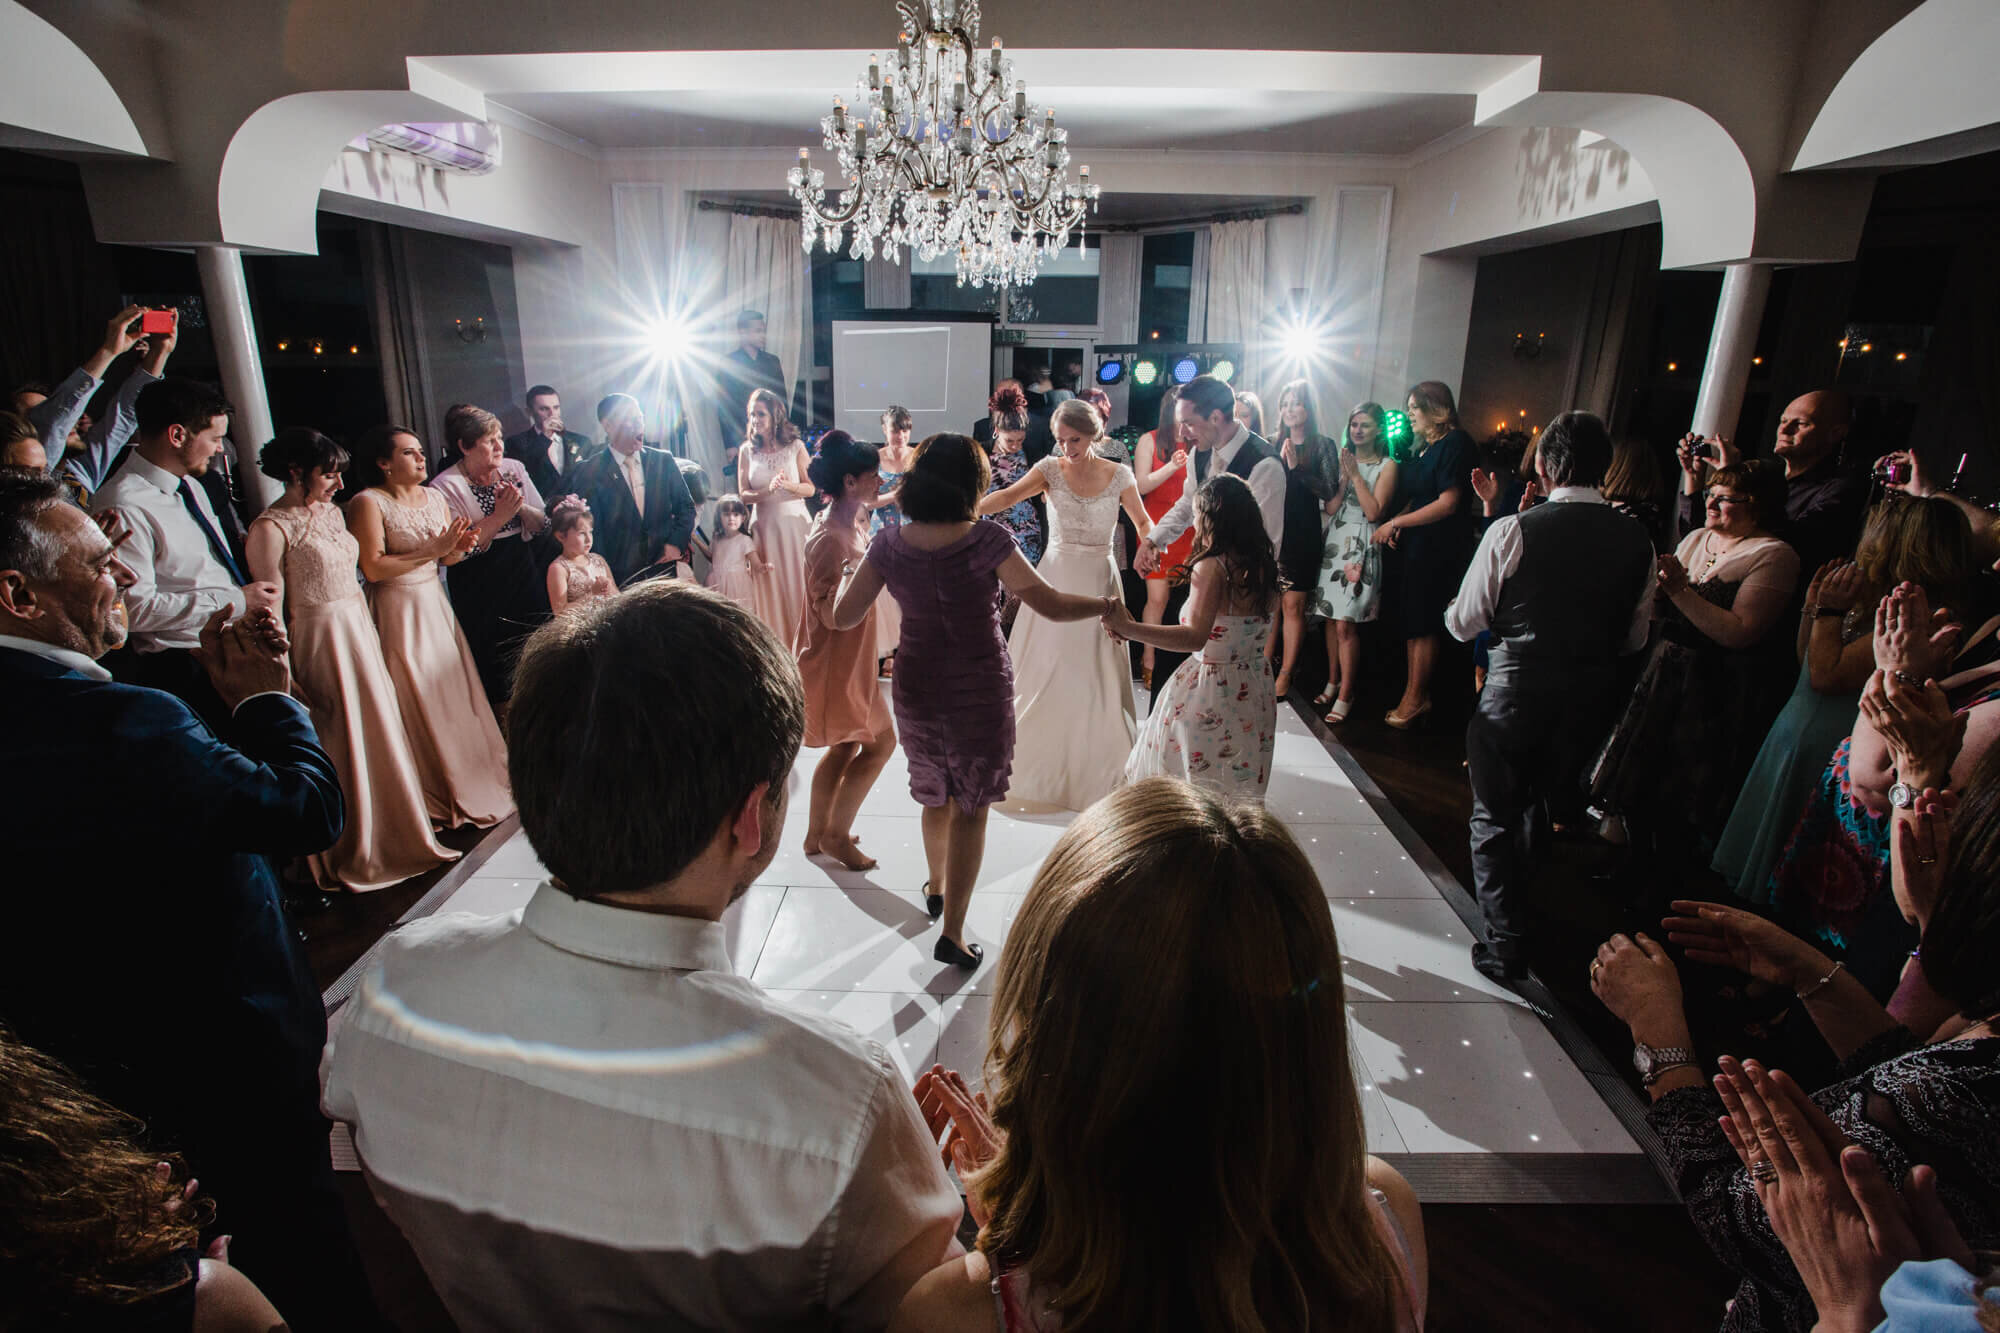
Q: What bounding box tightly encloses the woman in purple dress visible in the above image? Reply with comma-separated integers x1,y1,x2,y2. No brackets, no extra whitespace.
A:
832,434,1112,971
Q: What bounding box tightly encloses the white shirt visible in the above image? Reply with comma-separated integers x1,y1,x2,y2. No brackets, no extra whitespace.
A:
545,430,566,473
1444,486,1651,653
614,445,646,517
323,883,963,1332
1147,423,1286,555
0,633,112,681
90,453,245,652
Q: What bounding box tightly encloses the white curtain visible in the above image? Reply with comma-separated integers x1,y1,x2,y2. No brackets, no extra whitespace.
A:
1206,218,1267,392
726,215,813,425
1185,227,1211,343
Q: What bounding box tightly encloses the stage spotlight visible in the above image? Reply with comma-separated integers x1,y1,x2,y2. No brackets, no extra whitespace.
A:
651,316,695,361
1381,409,1412,455
1096,357,1125,386
1209,359,1236,383
1171,355,1199,384
1132,358,1161,387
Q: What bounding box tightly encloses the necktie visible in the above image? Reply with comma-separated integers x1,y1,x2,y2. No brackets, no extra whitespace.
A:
178,478,245,584
622,452,646,517
1194,447,1208,483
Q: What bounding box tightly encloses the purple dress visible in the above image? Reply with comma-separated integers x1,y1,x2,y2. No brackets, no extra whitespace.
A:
865,520,1018,811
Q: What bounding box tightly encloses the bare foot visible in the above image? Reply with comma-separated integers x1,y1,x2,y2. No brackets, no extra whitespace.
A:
802,831,824,856
820,832,877,871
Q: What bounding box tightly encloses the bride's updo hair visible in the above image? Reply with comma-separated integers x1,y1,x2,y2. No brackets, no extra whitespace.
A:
1051,398,1104,441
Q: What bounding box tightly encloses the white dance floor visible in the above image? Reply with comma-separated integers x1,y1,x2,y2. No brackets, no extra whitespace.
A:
329,693,1666,1204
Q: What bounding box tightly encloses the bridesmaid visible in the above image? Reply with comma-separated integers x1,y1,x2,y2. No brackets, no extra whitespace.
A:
739,387,813,653
798,431,897,871
429,403,548,711
249,429,457,890
869,405,917,669
1269,379,1337,699
831,434,1113,970
346,425,512,831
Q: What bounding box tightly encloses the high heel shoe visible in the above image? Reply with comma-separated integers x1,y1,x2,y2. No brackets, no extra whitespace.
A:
1324,698,1352,724
1141,664,1153,690
922,880,943,920
934,935,983,970
1383,700,1433,729
1312,685,1338,708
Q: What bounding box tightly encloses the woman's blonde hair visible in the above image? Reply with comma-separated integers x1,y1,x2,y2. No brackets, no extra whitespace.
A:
1853,494,1975,613
1050,397,1104,441
972,778,1404,1331
1602,437,1665,504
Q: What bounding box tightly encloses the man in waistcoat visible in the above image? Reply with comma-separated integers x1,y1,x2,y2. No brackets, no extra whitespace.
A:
1446,411,1654,985
1134,373,1283,570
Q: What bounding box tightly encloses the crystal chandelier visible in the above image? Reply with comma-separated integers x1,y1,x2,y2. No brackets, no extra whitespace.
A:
786,0,1100,288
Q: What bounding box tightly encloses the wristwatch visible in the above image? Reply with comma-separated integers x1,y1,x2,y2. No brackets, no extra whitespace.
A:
1632,1042,1694,1085
1889,781,1918,810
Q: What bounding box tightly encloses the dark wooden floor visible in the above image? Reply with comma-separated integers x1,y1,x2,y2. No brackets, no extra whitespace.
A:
312,631,1746,1332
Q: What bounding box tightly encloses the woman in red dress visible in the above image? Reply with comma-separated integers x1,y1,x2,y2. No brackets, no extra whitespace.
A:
1133,385,1192,688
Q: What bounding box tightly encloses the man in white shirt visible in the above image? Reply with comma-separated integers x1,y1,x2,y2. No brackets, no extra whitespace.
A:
1134,374,1284,572
1445,411,1655,984
325,582,964,1331
89,378,278,719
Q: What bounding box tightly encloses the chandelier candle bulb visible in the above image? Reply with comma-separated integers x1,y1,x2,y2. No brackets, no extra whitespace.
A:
1014,88,1027,120
869,54,880,89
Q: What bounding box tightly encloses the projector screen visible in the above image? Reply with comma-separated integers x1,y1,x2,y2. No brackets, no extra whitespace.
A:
831,318,994,442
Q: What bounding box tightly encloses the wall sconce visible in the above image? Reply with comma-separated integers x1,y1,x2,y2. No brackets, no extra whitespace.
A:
454,317,488,344
1512,331,1546,360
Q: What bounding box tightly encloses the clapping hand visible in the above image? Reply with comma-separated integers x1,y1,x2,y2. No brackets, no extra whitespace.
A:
1656,553,1690,596
1873,583,1960,681
1470,466,1501,506
1859,668,1962,789
914,1066,1002,1227
1712,1058,1972,1333
427,517,475,561
491,481,524,525
193,605,290,709
1890,786,1955,926
1814,561,1867,613
1588,931,1684,1030
1661,900,1831,991
1280,438,1299,469
1518,479,1542,512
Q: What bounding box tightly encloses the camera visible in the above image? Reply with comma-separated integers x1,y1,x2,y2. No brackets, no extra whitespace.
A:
1873,456,1911,487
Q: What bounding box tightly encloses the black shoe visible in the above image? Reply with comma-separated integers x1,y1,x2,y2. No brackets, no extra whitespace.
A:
934,936,984,970
1471,941,1526,985
923,881,943,920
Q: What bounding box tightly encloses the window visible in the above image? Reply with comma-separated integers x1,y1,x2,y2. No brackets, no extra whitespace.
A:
911,237,1100,327
1139,231,1196,345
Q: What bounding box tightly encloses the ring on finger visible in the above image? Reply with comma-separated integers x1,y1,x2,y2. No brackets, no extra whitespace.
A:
1589,960,1603,981
1749,1158,1779,1185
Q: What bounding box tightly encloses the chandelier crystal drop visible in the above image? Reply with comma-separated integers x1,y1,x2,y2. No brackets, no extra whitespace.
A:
786,0,1100,288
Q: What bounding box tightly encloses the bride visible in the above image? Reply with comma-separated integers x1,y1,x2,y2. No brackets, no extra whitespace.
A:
978,398,1153,809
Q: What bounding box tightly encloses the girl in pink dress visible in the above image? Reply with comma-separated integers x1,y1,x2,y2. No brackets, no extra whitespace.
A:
248,429,457,890
898,779,1428,1332
705,494,760,609
544,497,618,613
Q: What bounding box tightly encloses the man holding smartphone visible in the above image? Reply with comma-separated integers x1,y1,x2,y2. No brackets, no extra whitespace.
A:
1675,389,1868,573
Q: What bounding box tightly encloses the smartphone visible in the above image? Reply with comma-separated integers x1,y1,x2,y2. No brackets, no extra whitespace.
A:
140,309,174,335
1873,457,1911,487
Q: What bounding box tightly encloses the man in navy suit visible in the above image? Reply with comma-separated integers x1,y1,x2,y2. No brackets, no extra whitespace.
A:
0,470,377,1327
563,392,697,585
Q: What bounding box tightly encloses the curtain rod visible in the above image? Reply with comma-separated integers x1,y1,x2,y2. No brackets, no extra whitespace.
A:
1097,202,1305,233
697,198,798,220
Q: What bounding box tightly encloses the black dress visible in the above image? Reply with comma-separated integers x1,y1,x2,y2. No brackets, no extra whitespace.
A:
1276,433,1337,593
440,471,550,710
1388,427,1476,638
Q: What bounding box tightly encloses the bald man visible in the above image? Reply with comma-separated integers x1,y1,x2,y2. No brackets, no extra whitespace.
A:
1677,389,1869,574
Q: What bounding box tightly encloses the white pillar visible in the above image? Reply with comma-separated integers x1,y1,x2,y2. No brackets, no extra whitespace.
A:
1689,262,1773,442
196,246,282,511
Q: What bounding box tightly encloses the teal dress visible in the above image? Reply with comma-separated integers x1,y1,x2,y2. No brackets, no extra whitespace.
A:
1711,617,1868,903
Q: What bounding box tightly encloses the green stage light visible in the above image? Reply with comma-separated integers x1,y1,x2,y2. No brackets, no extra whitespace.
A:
1210,359,1236,383
1381,409,1412,457
1132,358,1161,387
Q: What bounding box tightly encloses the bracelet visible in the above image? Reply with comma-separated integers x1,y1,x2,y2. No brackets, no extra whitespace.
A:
1795,960,1845,999
1641,1062,1698,1087
1892,670,1922,687
1814,606,1846,618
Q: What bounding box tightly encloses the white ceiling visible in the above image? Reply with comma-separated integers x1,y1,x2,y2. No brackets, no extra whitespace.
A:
494,86,1478,155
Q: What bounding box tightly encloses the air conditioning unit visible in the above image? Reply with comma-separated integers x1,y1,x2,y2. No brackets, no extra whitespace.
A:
345,122,502,176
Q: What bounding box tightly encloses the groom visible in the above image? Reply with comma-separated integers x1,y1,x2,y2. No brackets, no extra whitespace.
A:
1133,374,1285,572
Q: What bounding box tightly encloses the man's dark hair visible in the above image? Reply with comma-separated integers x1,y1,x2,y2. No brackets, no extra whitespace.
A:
737,309,766,329
897,433,990,523
526,384,558,405
0,468,69,582
1179,374,1236,424
1535,411,1613,488
597,392,638,425
10,381,51,401
508,582,804,899
135,379,232,440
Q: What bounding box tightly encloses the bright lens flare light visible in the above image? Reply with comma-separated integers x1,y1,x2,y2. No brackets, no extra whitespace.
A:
651,317,695,362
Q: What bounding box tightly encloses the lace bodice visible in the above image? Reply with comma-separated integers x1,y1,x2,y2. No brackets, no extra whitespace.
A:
745,444,807,513
368,488,450,587
255,502,363,612
1037,456,1132,551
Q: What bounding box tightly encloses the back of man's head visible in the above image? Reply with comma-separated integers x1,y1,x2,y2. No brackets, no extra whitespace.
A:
136,378,232,442
1536,411,1613,489
508,583,804,901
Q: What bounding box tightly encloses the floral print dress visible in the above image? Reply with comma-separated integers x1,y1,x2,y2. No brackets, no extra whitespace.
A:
1124,608,1276,800
987,447,1044,565
1308,453,1389,622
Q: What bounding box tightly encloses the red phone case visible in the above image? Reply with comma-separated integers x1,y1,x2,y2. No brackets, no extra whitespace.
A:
140,310,174,335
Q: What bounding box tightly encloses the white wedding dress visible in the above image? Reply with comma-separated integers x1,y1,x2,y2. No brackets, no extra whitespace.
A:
1004,456,1137,809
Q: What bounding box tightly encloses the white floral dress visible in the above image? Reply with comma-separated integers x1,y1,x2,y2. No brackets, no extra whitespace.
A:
1124,608,1276,800
1308,453,1388,623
